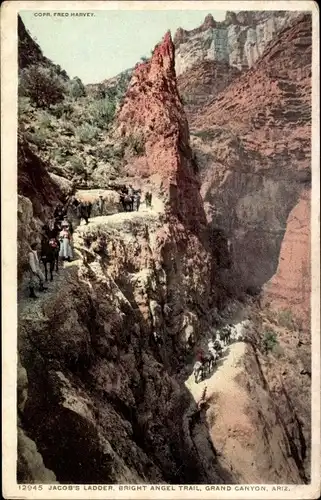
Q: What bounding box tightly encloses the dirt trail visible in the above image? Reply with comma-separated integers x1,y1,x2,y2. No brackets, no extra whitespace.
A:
18,200,164,318
185,341,246,405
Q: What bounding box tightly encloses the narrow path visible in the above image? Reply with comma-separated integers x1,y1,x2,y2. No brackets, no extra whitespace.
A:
18,202,163,316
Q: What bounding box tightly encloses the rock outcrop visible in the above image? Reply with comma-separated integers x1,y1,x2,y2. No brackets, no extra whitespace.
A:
118,32,207,234
189,14,311,318
174,11,302,76
264,189,311,325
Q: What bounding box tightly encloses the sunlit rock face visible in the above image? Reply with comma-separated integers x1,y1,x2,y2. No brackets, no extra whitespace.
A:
188,13,311,317
174,11,302,76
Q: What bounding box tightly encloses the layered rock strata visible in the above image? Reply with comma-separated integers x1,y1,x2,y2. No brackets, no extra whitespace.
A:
174,11,303,76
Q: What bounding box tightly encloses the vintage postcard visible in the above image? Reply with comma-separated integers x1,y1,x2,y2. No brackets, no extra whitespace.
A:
1,0,320,498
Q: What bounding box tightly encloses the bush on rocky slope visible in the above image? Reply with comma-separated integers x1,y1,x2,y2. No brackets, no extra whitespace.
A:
19,65,67,108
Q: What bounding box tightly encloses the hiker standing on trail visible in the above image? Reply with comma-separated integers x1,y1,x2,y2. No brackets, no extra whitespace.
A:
54,204,64,224
77,202,89,225
134,191,141,212
59,225,73,261
196,348,205,364
28,242,48,298
98,195,104,216
128,185,134,212
86,201,93,219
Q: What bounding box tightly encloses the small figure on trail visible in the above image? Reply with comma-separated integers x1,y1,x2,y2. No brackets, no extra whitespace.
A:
83,200,92,220
61,215,74,237
28,242,47,298
59,226,73,261
134,191,141,212
40,235,56,282
98,195,104,216
213,335,224,354
152,331,163,347
77,202,89,225
197,386,208,410
128,185,134,197
54,204,64,223
207,338,217,358
145,191,152,208
196,348,205,364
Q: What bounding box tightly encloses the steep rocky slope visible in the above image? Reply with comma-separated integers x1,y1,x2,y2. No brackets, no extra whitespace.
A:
189,14,311,322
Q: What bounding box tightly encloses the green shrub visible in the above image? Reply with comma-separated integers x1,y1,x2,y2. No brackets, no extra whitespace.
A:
69,76,86,99
19,64,67,108
18,97,33,118
38,111,54,130
76,123,100,143
262,329,278,353
68,156,86,174
26,129,48,148
88,99,116,129
51,101,74,119
277,309,294,329
190,129,217,142
126,132,145,155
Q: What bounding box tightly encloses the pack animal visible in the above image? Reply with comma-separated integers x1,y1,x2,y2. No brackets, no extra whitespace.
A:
40,236,58,281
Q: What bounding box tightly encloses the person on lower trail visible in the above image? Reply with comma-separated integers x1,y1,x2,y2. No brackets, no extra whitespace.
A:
152,331,163,346
28,242,48,298
98,195,104,216
196,348,205,363
59,226,73,261
207,338,216,357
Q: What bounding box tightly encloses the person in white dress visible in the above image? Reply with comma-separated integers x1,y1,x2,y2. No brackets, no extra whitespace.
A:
59,226,73,261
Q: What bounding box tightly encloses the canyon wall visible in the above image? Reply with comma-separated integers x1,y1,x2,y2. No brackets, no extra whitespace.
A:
174,11,303,76
188,14,311,322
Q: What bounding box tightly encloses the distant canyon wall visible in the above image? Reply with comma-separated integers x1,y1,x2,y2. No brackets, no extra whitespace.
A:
174,11,303,76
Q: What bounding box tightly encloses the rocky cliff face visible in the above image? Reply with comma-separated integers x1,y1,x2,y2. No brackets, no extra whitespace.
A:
264,189,311,324
189,14,311,321
117,32,207,234
174,11,303,76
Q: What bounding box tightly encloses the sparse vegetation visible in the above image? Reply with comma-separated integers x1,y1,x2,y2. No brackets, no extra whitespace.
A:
262,328,279,353
190,129,217,142
19,64,67,108
76,123,100,143
277,309,295,329
126,132,145,156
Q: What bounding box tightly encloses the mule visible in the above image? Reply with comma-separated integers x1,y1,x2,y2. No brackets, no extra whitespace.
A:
40,237,59,281
120,194,133,212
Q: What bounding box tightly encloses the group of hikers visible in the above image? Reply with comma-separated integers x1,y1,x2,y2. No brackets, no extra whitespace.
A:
119,185,152,212
27,184,154,299
192,325,243,383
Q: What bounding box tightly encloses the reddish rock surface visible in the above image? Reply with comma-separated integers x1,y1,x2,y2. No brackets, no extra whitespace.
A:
264,189,311,324
187,14,311,320
117,32,207,234
177,60,241,121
